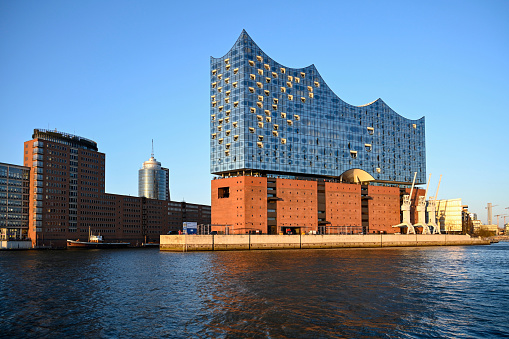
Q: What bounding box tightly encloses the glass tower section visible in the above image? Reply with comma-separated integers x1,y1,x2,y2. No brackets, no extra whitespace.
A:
0,163,30,240
210,30,426,184
138,156,168,200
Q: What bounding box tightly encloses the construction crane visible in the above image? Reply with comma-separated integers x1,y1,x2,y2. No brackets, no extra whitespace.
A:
494,214,502,229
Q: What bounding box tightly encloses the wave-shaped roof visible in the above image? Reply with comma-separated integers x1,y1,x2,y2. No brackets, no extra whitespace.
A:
212,30,423,122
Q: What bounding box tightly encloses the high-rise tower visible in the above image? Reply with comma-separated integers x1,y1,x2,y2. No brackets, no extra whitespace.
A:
138,145,169,201
24,129,105,247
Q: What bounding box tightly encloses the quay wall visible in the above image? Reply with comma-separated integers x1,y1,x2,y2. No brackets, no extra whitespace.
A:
160,234,489,252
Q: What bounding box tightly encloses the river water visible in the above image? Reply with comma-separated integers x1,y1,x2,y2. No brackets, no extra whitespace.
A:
1,243,508,338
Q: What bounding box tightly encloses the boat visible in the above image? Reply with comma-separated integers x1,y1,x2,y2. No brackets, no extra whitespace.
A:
67,227,130,249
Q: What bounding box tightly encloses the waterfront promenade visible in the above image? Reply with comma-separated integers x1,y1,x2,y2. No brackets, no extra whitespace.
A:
160,234,489,252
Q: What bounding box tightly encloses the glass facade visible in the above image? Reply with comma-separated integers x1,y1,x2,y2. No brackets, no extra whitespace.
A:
210,31,426,184
0,163,30,240
138,156,169,201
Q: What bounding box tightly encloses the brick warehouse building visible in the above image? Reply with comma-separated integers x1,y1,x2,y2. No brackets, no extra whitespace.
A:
24,129,210,248
210,31,426,234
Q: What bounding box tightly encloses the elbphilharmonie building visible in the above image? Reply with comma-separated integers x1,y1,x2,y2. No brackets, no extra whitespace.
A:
210,30,425,185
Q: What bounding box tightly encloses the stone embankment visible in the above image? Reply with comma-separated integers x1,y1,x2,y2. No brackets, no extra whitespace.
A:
160,234,489,252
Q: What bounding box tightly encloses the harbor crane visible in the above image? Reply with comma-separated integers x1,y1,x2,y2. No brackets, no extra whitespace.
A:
427,175,442,234
414,173,432,234
393,172,417,234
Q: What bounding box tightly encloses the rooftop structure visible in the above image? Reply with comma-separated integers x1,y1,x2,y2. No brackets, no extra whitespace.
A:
210,30,426,185
32,128,98,151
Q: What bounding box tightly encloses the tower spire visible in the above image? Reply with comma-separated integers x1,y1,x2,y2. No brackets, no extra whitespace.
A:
151,139,154,158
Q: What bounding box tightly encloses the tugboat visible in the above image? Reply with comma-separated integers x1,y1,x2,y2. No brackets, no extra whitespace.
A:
67,227,130,249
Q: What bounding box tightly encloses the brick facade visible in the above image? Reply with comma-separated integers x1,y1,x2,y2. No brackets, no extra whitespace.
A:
211,176,426,235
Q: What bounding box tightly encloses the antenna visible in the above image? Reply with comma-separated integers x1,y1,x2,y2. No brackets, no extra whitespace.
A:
151,139,154,158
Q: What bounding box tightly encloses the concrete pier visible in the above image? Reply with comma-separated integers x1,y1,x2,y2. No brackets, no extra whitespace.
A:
160,234,490,252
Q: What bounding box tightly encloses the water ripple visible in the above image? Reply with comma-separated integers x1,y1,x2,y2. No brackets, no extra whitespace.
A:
1,244,508,338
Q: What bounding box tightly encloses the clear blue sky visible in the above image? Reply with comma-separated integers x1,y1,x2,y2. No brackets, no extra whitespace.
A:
1,0,508,225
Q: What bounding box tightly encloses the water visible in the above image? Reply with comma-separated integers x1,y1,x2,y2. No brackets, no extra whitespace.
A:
1,243,508,338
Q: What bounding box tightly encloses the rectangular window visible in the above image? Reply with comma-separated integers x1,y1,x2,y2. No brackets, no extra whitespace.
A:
218,187,230,199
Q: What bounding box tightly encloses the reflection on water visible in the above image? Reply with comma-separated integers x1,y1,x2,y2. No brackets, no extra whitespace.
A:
1,244,509,338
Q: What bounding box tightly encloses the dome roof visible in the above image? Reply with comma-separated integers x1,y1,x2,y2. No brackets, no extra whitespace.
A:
340,169,375,184
142,156,161,169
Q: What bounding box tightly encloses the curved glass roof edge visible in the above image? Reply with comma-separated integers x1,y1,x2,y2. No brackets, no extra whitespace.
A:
211,30,424,123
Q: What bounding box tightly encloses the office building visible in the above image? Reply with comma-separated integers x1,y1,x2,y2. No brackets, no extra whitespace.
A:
210,31,427,234
0,163,30,242
138,154,170,200
23,129,209,248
